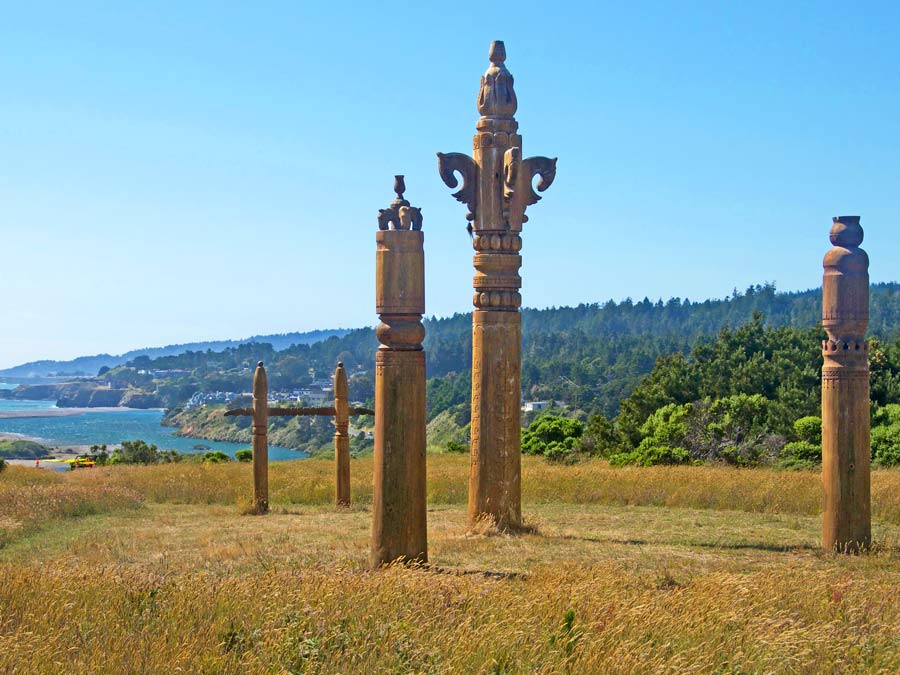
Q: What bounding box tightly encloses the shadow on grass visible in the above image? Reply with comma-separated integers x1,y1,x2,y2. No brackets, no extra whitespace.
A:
552,533,819,553
381,559,527,581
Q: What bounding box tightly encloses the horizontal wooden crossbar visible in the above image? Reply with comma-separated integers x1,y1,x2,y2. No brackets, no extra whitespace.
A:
224,406,374,418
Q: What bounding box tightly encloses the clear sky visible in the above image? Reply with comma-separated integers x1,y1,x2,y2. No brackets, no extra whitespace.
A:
1,1,898,369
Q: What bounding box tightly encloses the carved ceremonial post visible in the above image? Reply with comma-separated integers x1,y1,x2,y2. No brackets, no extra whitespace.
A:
438,40,556,530
334,362,351,507
371,176,428,567
252,361,269,514
822,216,871,552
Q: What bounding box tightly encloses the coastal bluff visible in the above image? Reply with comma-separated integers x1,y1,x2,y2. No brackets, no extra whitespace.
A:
0,382,162,409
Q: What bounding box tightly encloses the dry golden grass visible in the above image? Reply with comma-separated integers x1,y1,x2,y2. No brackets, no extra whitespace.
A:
2,457,900,674
0,465,143,547
55,455,900,523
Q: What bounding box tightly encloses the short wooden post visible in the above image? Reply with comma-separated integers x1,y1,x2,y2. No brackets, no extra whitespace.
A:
333,362,351,507
822,216,871,552
252,361,269,514
371,176,428,567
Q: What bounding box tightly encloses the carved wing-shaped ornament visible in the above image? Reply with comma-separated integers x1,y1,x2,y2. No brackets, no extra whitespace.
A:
520,156,557,207
504,152,557,231
436,152,478,223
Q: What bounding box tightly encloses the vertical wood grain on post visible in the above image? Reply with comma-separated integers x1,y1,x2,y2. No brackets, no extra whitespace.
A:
252,361,269,514
821,216,871,552
371,177,428,567
438,41,556,531
333,362,351,507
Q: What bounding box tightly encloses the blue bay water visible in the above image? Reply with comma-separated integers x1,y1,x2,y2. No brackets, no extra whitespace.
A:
0,399,305,461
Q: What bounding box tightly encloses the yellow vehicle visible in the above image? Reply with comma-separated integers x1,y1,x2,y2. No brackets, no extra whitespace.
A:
71,456,97,469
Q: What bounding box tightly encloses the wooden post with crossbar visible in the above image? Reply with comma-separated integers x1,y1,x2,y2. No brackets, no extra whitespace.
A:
251,362,269,514
225,361,373,510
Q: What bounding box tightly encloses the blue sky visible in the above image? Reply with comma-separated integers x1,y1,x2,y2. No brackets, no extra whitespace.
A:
1,1,898,368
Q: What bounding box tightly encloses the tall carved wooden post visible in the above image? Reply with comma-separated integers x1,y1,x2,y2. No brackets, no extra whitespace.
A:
822,216,871,552
251,361,269,514
333,361,351,507
438,40,556,530
371,176,428,567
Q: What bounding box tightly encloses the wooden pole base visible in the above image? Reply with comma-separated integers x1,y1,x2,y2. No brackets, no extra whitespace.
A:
371,349,428,567
469,310,522,531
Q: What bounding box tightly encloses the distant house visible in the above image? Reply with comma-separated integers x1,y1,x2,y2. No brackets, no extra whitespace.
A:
522,401,550,412
297,388,329,405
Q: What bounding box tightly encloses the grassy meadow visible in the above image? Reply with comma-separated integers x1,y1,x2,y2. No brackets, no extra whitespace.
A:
2,456,900,674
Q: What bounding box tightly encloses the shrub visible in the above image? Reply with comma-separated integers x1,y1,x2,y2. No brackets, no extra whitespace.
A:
89,444,109,465
521,416,584,462
445,440,467,454
110,440,181,465
640,403,690,448
202,451,231,464
778,440,822,470
579,414,620,457
793,416,822,445
234,449,253,462
0,457,5,472
872,424,900,467
610,444,691,467
543,437,581,463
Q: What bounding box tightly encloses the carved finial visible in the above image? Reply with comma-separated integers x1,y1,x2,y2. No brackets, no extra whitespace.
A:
378,177,423,231
478,40,517,118
337,361,344,368
489,40,506,64
257,361,264,368
830,216,863,247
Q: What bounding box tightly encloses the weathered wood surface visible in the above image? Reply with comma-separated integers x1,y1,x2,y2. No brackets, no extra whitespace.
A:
437,41,556,531
333,362,351,507
371,178,428,567
251,362,269,514
821,216,871,552
224,365,373,510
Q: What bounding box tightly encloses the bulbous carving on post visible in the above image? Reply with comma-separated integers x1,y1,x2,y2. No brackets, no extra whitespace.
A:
438,41,557,531
478,40,517,118
821,215,871,553
371,177,428,567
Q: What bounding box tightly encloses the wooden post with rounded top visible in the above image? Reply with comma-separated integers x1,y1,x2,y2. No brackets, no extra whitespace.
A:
438,40,556,531
333,361,351,507
822,216,871,552
370,176,428,567
251,361,269,514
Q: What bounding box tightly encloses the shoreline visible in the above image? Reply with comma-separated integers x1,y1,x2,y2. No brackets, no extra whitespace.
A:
1,432,100,459
0,406,164,420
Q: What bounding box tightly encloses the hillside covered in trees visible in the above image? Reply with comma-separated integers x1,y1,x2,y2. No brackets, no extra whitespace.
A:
127,283,900,455
117,282,900,417
0,329,348,379
8,283,900,456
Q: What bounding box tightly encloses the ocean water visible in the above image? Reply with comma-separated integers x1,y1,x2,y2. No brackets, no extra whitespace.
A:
0,383,18,390
0,400,306,461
